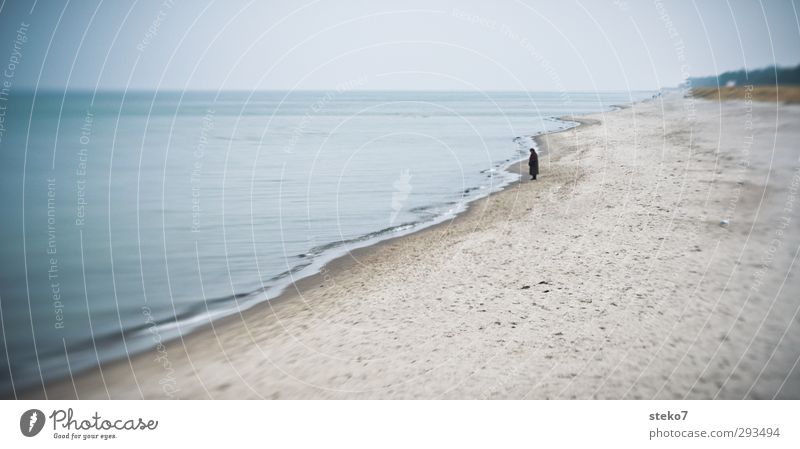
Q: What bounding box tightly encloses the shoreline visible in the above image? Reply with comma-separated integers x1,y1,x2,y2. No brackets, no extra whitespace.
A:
11,108,598,399
9,101,656,399
239,112,597,318
20,108,617,399
26,92,800,399
220,115,601,336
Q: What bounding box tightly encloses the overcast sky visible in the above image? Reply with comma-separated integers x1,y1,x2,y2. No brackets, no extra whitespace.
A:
1,0,798,91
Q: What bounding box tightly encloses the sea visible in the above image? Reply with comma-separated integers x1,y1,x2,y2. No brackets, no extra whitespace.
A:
0,89,654,394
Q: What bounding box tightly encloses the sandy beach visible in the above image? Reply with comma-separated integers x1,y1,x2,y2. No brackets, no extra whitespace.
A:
32,91,800,400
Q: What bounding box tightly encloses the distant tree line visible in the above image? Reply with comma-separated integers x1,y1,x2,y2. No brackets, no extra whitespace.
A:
685,64,800,87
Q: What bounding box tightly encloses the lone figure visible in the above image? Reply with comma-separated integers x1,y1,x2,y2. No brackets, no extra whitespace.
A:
528,148,539,180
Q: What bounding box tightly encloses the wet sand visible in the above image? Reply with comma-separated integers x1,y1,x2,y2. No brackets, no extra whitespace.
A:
30,91,800,399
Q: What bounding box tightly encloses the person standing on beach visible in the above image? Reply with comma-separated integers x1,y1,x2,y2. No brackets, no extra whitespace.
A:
528,148,539,180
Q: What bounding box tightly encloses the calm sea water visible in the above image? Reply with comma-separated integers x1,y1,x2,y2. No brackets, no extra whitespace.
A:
0,90,653,394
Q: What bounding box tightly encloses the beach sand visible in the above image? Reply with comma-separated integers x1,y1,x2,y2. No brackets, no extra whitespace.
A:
31,91,800,399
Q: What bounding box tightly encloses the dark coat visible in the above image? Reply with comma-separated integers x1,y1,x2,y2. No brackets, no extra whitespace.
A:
528,152,539,176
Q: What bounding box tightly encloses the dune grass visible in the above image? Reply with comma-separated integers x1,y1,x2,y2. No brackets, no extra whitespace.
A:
691,85,800,104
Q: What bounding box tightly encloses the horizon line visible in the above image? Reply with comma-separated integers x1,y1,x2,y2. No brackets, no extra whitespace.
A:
9,87,667,94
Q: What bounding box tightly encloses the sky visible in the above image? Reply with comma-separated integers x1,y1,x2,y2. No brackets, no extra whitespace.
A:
0,0,798,91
